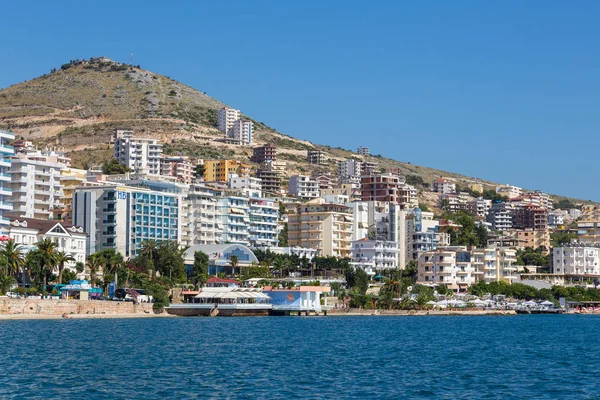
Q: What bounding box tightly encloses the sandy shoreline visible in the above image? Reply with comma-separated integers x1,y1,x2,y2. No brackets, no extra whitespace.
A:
0,313,175,320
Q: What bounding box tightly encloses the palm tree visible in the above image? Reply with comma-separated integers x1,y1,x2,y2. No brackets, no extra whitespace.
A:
35,238,58,287
273,256,289,278
0,239,25,278
229,255,239,275
0,275,16,294
380,279,402,310
54,251,75,284
86,255,103,287
140,240,159,275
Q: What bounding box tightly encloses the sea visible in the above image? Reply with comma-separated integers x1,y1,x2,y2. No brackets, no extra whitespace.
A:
0,315,598,399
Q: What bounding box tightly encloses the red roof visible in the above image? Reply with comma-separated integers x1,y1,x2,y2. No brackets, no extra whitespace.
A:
206,277,241,284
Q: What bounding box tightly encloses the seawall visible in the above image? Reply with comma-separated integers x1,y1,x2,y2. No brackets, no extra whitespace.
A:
328,308,517,316
0,299,154,317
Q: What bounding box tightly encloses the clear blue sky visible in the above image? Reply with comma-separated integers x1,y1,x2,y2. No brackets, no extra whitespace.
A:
2,1,599,200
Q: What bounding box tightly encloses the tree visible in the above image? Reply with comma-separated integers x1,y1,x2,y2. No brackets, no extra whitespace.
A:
0,275,16,294
405,175,426,187
551,231,577,247
475,224,489,248
278,223,288,247
194,164,205,178
35,239,58,287
418,204,430,212
402,261,418,282
86,255,103,287
54,252,75,286
192,251,209,286
102,158,131,175
380,279,401,309
273,256,289,278
140,240,159,275
0,239,25,277
229,255,239,275
554,199,576,210
516,247,550,267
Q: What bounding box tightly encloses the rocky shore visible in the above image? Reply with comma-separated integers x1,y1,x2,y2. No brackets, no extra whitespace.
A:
327,308,517,316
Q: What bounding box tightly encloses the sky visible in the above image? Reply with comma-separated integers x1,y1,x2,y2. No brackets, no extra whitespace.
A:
2,1,600,200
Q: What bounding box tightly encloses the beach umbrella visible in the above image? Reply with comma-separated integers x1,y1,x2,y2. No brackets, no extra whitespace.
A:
540,301,554,306
426,301,438,305
524,300,537,307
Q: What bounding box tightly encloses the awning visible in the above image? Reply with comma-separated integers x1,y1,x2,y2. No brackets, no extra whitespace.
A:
229,208,246,215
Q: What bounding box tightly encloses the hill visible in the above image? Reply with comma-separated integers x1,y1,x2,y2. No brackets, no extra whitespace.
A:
0,57,591,210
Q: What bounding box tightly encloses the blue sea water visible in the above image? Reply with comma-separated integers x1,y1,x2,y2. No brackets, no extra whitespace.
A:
0,315,598,399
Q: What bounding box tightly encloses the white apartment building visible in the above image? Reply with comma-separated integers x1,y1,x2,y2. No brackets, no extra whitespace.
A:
265,246,317,260
351,238,399,275
231,120,253,145
338,159,362,185
248,197,279,248
357,146,370,156
217,107,241,136
114,136,162,174
9,153,65,220
471,197,492,218
487,202,513,231
432,178,456,194
288,175,319,199
161,156,193,183
418,246,517,291
496,184,522,199
553,246,600,275
228,173,262,196
7,217,87,270
0,131,14,233
186,184,219,246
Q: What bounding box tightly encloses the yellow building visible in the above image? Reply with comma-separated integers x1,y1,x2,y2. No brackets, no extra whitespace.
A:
505,228,551,253
577,205,600,245
203,160,252,182
57,167,88,222
470,183,484,194
288,198,353,258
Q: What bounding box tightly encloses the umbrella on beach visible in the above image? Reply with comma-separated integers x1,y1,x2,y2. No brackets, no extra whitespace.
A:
524,300,537,307
540,301,554,306
426,301,438,305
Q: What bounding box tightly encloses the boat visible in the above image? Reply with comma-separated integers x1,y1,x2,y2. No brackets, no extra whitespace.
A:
165,287,272,317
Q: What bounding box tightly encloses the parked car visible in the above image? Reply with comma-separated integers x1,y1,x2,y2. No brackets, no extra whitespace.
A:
5,292,19,299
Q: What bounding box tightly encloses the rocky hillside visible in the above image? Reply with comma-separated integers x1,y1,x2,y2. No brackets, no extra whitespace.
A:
0,57,590,209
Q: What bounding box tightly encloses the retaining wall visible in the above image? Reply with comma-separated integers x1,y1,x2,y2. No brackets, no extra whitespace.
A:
0,299,154,316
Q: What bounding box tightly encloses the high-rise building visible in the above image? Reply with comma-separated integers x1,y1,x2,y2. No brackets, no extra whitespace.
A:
250,144,277,164
203,160,252,182
248,197,279,248
0,130,14,233
288,199,353,257
9,152,65,220
231,120,253,145
217,107,241,136
114,135,162,174
338,159,363,185
73,184,183,257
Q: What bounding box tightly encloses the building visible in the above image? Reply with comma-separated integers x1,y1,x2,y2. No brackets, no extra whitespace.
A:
161,156,193,183
217,107,240,136
440,192,474,213
73,183,183,257
351,238,399,275
311,172,337,190
487,202,514,231
496,184,522,199
470,183,484,194
470,197,492,218
58,167,89,223
288,199,353,257
432,178,456,194
512,204,548,230
553,245,600,275
288,175,319,199
250,144,277,164
248,197,279,248
577,205,600,245
357,146,370,156
7,217,87,269
204,160,252,182
418,246,517,291
9,152,65,220
506,228,551,252
216,196,250,245
231,119,253,145
256,163,284,194
228,174,262,196
186,184,219,246
264,246,317,260
114,134,162,175
338,159,363,185
184,244,259,275
320,183,362,202
361,174,417,209
307,150,327,165
548,210,566,229
0,131,14,233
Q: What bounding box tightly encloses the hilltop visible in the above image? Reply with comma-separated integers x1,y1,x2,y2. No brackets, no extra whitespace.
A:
0,57,590,210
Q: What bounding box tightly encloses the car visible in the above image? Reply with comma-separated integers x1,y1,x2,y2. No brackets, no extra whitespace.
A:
5,292,19,299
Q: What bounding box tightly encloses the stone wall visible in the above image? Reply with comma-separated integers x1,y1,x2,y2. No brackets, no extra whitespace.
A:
0,299,154,316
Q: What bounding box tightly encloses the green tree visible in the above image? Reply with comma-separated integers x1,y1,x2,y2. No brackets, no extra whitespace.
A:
0,239,25,277
0,275,16,294
278,223,288,247
273,256,290,278
475,224,489,247
102,158,131,174
54,251,75,286
551,231,577,247
86,255,103,287
554,199,576,210
229,255,239,275
194,164,205,178
192,251,209,286
35,238,58,287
